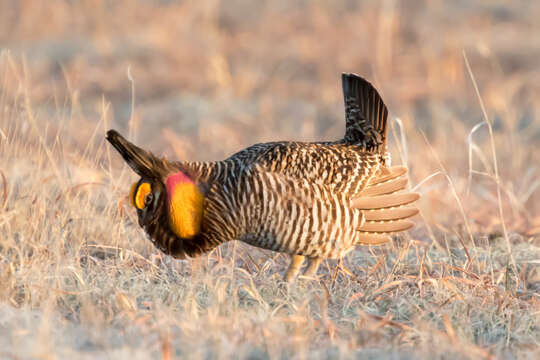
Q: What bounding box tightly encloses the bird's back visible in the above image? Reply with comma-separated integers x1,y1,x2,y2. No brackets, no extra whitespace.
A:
186,141,382,195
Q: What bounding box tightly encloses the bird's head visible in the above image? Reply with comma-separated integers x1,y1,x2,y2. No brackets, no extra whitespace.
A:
106,130,209,257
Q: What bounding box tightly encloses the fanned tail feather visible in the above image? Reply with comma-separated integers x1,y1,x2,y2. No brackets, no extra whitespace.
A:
367,166,407,186
358,220,415,233
363,207,419,221
360,177,408,196
352,193,420,210
356,233,392,245
352,165,419,245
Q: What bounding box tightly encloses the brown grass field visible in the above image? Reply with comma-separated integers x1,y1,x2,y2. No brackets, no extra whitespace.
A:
1,1,539,359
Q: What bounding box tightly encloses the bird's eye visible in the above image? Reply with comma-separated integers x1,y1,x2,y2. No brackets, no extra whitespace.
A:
144,193,153,205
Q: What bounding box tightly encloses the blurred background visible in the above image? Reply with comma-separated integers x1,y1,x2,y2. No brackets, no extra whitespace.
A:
0,0,538,249
2,0,538,234
1,1,539,358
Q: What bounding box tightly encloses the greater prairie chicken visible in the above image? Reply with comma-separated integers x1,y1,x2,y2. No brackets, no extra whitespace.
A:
107,74,419,281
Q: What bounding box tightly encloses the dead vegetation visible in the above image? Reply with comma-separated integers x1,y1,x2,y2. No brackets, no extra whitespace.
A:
0,1,539,359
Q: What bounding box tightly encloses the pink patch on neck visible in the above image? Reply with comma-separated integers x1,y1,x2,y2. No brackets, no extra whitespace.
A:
166,171,193,199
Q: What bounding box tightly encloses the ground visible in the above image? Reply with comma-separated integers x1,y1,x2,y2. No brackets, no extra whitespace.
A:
0,1,539,359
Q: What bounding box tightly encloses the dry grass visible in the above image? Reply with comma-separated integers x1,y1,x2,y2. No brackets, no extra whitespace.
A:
1,1,539,359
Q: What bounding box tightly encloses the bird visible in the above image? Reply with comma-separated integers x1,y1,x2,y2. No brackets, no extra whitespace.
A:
106,73,420,282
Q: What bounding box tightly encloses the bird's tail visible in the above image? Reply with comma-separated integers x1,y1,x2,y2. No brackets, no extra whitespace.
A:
352,166,419,245
341,73,388,153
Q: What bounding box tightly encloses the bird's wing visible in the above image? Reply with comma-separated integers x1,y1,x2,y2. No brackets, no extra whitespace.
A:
249,164,321,209
250,165,417,247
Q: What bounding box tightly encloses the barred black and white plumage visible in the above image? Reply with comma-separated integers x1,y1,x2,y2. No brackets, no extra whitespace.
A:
106,74,420,281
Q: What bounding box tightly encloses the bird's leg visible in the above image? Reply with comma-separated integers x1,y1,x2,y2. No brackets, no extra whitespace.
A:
303,257,322,278
285,255,305,282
